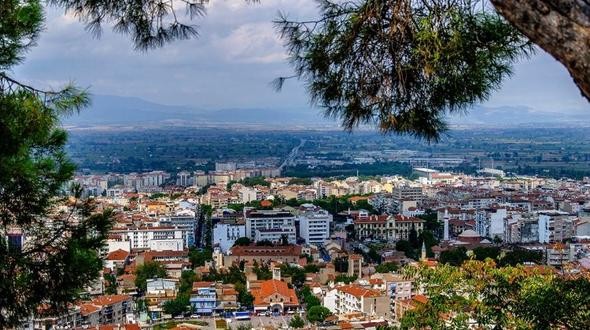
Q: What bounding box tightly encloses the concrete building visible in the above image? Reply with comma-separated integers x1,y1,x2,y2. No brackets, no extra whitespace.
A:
348,254,363,278
176,171,192,187
297,204,333,245
538,210,576,243
244,209,296,242
254,227,297,244
190,282,217,315
325,285,391,319
212,219,246,253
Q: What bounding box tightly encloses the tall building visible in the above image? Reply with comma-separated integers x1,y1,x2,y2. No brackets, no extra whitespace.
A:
244,209,296,242
348,254,363,278
176,171,192,186
212,219,246,252
538,211,575,243
298,204,332,245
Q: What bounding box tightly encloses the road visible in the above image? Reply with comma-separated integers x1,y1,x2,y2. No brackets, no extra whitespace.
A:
279,139,306,172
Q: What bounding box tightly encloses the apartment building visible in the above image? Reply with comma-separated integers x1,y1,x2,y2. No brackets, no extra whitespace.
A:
212,219,246,252
244,209,296,242
324,285,390,319
298,204,333,245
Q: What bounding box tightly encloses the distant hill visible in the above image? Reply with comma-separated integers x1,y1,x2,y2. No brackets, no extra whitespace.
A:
448,105,590,127
61,94,590,128
61,94,330,127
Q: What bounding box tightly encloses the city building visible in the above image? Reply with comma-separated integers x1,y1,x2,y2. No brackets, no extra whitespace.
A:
190,282,217,315
244,209,296,242
212,219,247,253
297,204,333,245
251,279,299,314
325,285,390,319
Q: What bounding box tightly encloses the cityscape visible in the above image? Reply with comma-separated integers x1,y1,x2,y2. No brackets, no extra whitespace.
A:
2,1,590,330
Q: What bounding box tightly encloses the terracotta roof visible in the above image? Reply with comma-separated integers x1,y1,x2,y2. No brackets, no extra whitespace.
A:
192,281,215,290
106,249,129,261
337,285,381,298
78,303,101,316
353,214,388,224
394,214,425,223
230,245,302,257
251,279,299,306
413,294,428,304
91,295,132,306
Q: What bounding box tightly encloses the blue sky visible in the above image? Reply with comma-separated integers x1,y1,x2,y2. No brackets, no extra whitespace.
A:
12,0,589,115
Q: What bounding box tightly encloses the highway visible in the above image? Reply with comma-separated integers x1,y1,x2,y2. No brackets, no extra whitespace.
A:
278,139,306,172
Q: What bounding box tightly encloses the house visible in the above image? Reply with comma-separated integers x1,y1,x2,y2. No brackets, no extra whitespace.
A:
104,249,130,271
190,282,217,315
145,278,178,307
215,283,239,312
251,279,299,314
324,285,391,319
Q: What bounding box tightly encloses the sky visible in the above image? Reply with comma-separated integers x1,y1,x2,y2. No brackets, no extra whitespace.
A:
12,0,590,115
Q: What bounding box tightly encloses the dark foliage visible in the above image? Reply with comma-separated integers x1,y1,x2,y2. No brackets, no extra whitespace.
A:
275,0,531,140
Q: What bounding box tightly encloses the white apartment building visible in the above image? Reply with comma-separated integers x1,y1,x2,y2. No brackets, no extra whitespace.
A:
212,220,246,252
238,187,258,204
176,171,192,186
110,226,188,250
298,204,332,245
324,285,390,319
244,209,296,241
489,208,507,240
254,227,297,244
538,210,576,243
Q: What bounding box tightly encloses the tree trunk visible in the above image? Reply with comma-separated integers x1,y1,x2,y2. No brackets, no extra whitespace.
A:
491,0,590,101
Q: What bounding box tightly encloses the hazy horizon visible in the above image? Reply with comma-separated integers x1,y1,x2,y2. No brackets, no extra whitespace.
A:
13,0,590,117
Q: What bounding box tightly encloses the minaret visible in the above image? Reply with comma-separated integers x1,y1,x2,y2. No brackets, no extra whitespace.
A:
421,241,427,260
443,209,450,241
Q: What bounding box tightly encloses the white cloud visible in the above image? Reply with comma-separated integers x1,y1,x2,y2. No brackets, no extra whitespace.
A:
212,22,286,63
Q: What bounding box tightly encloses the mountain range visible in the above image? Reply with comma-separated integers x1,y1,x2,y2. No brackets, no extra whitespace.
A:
61,94,590,129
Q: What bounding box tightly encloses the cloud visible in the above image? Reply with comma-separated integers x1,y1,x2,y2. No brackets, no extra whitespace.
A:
9,0,589,115
212,22,287,63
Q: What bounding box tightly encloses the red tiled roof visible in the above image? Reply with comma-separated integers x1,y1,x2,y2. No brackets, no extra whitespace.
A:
106,249,129,261
337,285,381,298
91,295,132,306
230,245,302,257
78,303,101,316
251,279,299,306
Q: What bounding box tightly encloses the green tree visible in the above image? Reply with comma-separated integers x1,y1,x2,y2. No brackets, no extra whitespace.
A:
306,305,332,324
334,274,357,284
332,257,348,273
235,282,254,308
233,237,252,246
163,293,189,316
304,294,321,311
134,261,167,292
289,314,305,328
439,247,468,266
399,260,590,329
189,247,212,268
275,0,531,140
375,262,398,274
0,4,111,326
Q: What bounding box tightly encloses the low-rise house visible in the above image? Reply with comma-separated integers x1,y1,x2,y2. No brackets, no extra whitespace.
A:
190,282,217,315
145,278,178,307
